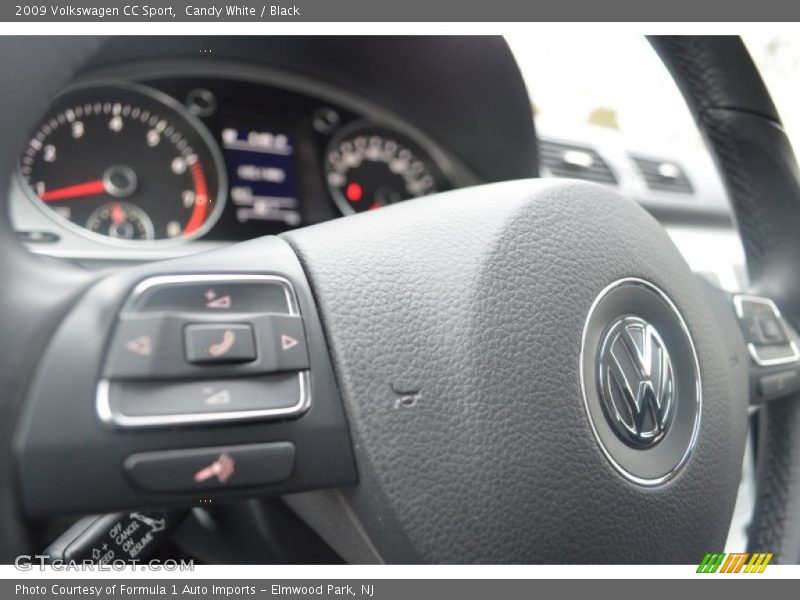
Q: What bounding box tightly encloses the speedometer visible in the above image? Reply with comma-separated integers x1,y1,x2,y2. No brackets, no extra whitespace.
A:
324,123,446,215
18,82,226,244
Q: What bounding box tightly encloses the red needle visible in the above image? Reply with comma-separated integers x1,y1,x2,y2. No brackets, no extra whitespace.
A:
111,202,124,225
39,179,105,202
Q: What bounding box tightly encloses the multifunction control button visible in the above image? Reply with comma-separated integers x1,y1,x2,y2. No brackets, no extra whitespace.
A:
104,372,307,426
98,275,311,427
124,442,296,492
185,323,256,364
758,370,798,397
733,295,800,367
131,279,292,314
268,314,309,371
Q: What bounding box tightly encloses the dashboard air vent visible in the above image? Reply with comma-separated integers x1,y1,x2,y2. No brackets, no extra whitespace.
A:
631,156,694,194
539,139,617,185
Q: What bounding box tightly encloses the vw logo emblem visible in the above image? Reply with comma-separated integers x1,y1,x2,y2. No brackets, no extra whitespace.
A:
598,316,675,447
580,279,701,485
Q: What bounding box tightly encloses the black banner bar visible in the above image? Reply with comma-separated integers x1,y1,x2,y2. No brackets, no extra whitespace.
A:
4,579,800,600
3,0,799,22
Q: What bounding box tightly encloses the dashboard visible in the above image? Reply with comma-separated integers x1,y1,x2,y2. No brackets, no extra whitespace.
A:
12,70,470,256
8,35,745,297
10,36,536,261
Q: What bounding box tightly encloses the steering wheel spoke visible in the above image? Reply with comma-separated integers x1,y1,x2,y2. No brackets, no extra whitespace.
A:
14,236,357,517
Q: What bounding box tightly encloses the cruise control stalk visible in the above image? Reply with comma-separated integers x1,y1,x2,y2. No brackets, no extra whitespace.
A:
44,509,187,565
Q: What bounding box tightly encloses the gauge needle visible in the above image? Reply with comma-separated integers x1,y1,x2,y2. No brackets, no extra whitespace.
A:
39,179,106,202
111,202,125,225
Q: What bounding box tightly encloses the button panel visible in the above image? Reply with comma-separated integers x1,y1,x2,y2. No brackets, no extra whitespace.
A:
98,274,311,427
124,442,296,492
733,295,800,367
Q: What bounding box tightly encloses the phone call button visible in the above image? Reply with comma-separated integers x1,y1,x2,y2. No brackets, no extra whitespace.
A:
184,323,256,364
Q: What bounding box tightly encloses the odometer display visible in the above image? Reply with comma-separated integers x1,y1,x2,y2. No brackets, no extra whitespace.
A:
19,82,226,244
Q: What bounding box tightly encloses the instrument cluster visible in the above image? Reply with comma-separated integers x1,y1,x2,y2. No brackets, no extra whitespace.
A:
16,74,457,248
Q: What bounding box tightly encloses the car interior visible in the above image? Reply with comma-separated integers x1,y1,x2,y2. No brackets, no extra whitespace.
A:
1,35,800,564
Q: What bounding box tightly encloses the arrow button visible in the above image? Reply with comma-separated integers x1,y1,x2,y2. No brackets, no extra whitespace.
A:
281,334,299,351
125,335,152,356
268,315,309,371
105,317,162,378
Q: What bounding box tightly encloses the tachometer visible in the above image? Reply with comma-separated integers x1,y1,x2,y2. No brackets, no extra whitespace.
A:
18,82,226,244
324,123,446,215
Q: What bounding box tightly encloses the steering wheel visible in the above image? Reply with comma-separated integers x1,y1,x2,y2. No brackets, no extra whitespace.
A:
1,36,799,564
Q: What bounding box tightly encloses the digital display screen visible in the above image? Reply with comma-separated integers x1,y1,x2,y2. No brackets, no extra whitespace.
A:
221,127,301,227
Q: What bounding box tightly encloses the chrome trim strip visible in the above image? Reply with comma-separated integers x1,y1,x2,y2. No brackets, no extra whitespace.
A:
732,294,800,367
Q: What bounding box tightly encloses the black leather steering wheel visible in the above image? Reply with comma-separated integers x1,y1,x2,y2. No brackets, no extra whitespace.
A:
1,35,799,564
